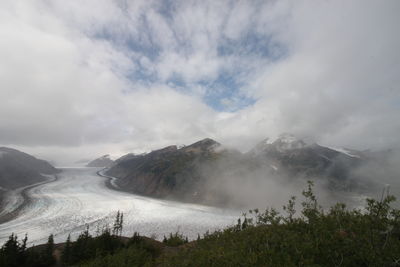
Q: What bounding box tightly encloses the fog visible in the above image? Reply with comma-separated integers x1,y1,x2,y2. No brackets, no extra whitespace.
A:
350,150,400,203
193,145,400,211
2,146,400,247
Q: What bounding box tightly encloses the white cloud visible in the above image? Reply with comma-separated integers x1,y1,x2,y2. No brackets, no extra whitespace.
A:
0,0,399,164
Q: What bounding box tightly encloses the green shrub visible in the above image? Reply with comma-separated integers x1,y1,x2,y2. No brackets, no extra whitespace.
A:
158,181,400,266
80,246,153,267
162,232,188,247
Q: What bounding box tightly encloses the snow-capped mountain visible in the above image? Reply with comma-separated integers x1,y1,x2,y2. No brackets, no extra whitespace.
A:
249,133,307,155
248,133,370,191
104,134,376,207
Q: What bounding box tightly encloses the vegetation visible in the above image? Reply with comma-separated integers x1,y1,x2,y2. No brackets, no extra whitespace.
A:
80,233,161,267
1,182,399,266
0,233,55,267
159,182,400,266
61,212,126,266
162,232,189,247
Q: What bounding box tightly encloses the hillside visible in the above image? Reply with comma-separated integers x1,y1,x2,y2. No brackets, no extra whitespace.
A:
0,147,59,191
105,134,377,207
0,147,59,212
105,138,230,203
248,133,366,191
86,155,114,167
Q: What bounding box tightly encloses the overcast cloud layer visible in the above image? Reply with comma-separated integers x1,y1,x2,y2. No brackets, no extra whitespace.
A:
0,0,399,164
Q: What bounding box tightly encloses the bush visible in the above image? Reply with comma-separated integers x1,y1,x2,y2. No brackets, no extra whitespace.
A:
61,225,125,266
80,246,153,267
162,232,188,247
158,181,400,266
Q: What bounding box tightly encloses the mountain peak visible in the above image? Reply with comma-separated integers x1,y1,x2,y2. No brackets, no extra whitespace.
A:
197,138,220,145
275,133,300,143
186,138,219,147
272,133,306,151
182,138,221,153
251,133,307,155
86,154,114,167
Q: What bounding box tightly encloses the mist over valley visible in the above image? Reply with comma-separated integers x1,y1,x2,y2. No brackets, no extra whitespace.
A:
1,1,399,266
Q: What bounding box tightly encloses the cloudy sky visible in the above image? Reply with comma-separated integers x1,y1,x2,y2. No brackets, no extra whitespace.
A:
0,0,399,164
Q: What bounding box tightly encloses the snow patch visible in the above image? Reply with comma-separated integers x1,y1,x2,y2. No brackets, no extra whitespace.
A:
263,138,273,145
251,134,307,155
273,133,306,151
327,147,360,158
277,133,298,144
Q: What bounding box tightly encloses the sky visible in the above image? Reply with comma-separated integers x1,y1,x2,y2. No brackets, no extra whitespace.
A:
0,0,399,165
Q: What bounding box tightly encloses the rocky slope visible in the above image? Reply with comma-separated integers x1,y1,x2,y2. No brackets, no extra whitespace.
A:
105,138,231,203
86,155,114,167
247,133,365,191
0,147,59,190
0,147,59,207
105,134,377,206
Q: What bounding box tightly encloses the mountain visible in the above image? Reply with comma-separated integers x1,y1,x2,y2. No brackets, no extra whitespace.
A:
105,138,232,203
105,135,376,207
248,133,365,191
74,158,91,165
0,147,59,191
86,155,114,167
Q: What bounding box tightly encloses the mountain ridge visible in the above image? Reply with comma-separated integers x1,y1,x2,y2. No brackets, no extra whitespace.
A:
105,135,378,207
0,147,59,208
86,155,114,167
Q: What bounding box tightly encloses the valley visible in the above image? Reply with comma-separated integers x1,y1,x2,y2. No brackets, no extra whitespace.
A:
0,168,238,246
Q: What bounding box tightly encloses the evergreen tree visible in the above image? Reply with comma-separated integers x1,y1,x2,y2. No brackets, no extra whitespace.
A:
61,234,71,265
0,233,27,267
20,234,28,252
112,211,124,236
119,212,124,236
42,234,55,266
112,211,120,236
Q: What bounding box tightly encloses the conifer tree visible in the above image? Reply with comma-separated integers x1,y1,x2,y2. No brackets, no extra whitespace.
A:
61,234,71,265
112,211,120,236
119,212,124,236
43,234,55,266
112,210,124,236
0,233,27,267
